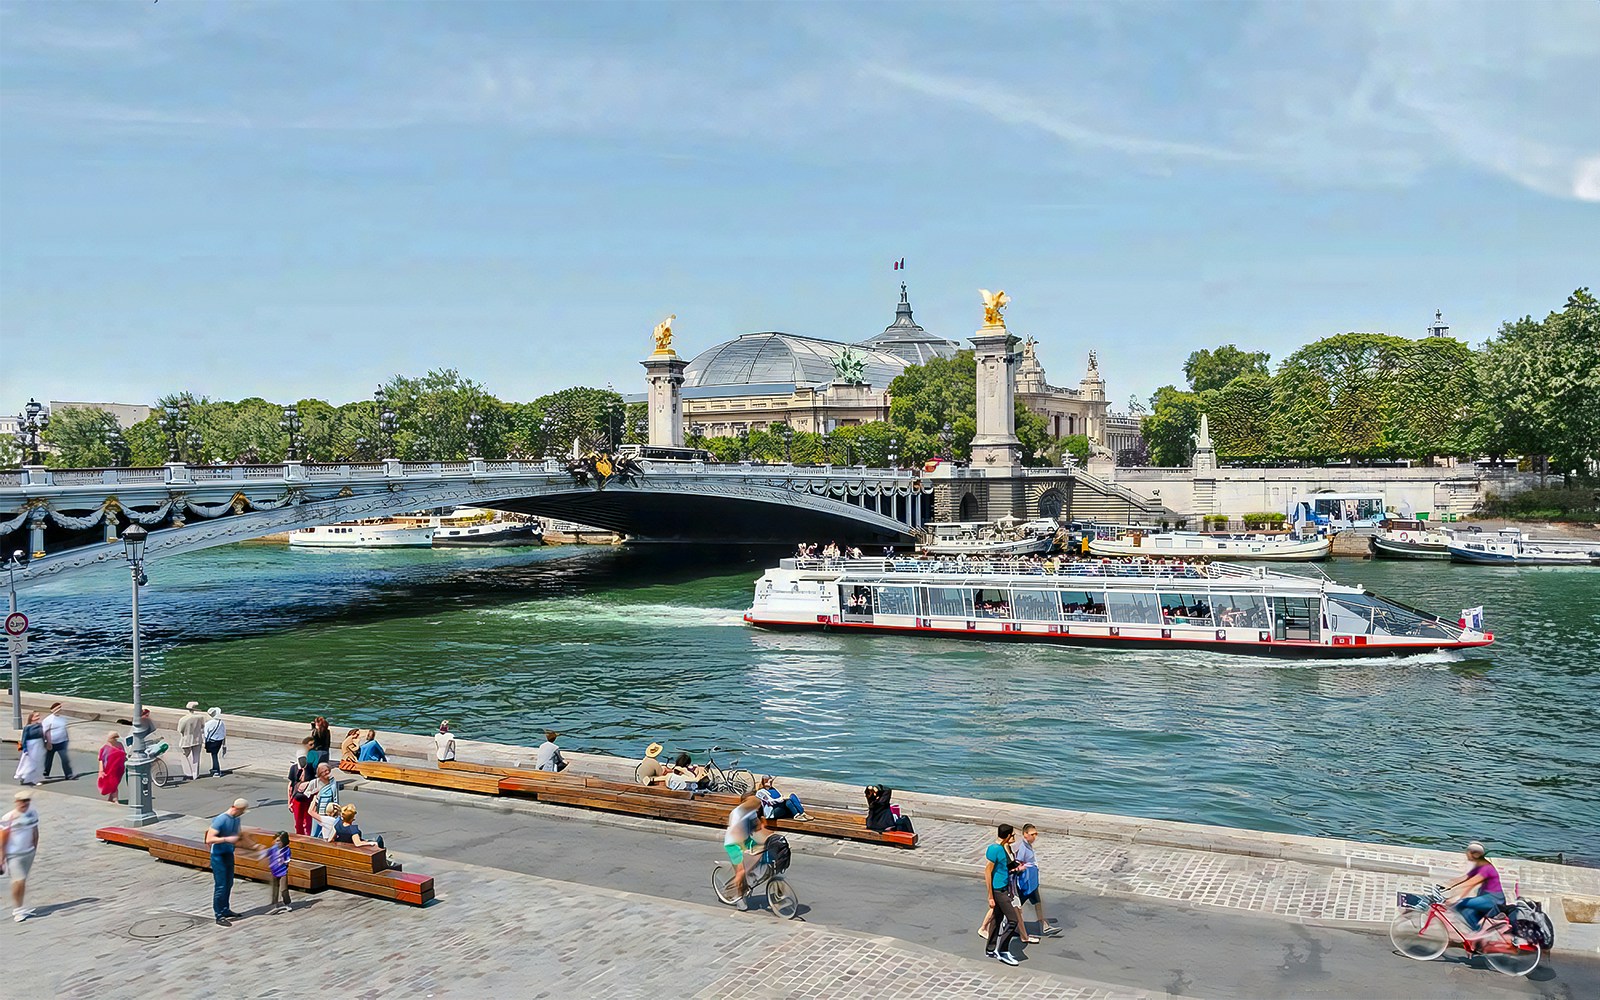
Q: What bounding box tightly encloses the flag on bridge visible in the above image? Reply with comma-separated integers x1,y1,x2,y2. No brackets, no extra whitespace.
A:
893,257,905,270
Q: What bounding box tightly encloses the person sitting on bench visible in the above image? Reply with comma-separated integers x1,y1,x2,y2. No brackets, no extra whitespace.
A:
308,800,342,841
356,730,388,763
332,804,385,850
756,774,813,821
638,742,669,785
865,784,915,835
665,752,711,793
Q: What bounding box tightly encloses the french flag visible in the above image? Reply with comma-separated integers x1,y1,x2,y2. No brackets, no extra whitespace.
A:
893,257,905,270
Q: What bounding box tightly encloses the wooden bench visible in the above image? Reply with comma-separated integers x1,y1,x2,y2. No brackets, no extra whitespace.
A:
359,760,502,795
425,759,916,847
96,825,432,905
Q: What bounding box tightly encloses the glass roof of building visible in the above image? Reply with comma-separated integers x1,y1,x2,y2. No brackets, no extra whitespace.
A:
683,332,907,389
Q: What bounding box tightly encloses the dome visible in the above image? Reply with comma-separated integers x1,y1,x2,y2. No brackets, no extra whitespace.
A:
856,283,961,365
683,332,907,389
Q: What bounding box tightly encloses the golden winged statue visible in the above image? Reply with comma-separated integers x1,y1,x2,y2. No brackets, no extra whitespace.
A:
979,289,1009,327
652,314,677,355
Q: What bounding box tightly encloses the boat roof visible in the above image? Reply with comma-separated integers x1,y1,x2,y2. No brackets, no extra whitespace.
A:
775,557,1332,590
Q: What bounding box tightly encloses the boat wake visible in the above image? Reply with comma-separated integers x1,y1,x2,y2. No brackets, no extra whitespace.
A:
488,601,747,628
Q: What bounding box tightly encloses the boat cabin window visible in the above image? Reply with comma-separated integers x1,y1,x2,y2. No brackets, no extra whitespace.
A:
973,588,1011,618
924,586,971,618
1107,591,1162,625
872,586,919,617
1271,596,1320,642
841,585,874,620
1012,589,1059,621
1059,590,1107,622
1328,592,1456,639
1159,592,1213,625
1210,594,1270,629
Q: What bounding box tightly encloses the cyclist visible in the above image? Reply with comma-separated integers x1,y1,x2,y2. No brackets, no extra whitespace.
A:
723,795,765,910
1445,842,1505,932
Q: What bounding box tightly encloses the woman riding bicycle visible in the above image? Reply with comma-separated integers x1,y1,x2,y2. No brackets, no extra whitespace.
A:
1446,842,1505,931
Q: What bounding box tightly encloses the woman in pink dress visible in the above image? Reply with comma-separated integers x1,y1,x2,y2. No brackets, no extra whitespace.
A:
97,730,127,802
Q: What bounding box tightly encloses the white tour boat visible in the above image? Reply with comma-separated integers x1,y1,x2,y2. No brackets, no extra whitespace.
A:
917,518,1059,557
745,557,1492,658
1370,518,1455,559
1446,528,1600,566
1088,529,1330,562
397,508,545,548
289,520,435,548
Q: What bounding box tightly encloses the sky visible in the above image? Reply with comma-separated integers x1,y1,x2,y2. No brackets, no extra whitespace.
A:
1,0,1596,413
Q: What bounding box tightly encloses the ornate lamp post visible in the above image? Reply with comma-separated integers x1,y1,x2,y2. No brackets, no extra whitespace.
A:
280,405,303,461
374,386,399,459
778,423,794,464
5,548,24,729
941,421,953,461
738,428,751,461
540,414,555,462
157,401,195,463
14,399,50,464
466,411,486,459
689,422,705,451
605,400,623,450
888,436,899,471
119,524,157,825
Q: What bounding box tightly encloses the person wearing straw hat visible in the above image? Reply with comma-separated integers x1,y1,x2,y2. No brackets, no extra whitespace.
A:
177,701,206,781
205,798,250,926
2,788,41,922
638,742,668,785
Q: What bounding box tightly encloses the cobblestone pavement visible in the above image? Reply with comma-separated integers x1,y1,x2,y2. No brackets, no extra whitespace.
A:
5,790,1151,1000
94,719,1600,938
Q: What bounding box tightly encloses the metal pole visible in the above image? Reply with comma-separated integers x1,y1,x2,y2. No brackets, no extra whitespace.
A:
125,561,155,825
7,563,19,730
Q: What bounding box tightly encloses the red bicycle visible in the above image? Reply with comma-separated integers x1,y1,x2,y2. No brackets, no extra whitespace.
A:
1390,885,1542,977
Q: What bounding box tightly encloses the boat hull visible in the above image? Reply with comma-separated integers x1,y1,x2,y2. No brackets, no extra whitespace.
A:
744,614,1490,658
1447,545,1600,566
1088,538,1331,561
290,526,434,548
1370,536,1449,559
433,524,543,547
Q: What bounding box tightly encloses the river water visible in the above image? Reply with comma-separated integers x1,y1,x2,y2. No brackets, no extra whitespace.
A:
13,543,1599,862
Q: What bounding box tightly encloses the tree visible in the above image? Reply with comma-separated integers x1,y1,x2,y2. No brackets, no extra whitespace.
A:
1481,288,1600,482
1388,338,1485,462
41,407,120,467
1270,333,1409,462
529,385,625,459
1183,345,1270,393
1206,373,1275,463
1142,385,1203,466
381,369,503,460
888,350,1053,464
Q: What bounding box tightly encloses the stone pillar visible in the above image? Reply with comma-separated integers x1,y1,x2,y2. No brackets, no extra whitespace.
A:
640,354,688,449
969,326,1022,469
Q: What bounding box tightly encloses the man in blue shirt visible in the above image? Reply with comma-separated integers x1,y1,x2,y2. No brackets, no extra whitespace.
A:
204,798,249,926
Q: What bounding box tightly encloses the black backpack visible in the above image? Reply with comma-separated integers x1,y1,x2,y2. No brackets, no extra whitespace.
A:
1510,899,1556,949
764,835,792,874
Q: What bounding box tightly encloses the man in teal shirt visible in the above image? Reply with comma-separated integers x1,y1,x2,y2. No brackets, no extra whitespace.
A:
205,798,249,926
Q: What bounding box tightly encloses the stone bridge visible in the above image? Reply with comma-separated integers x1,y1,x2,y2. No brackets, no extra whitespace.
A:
0,459,928,590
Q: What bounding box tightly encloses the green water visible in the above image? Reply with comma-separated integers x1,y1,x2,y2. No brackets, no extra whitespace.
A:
15,543,1599,862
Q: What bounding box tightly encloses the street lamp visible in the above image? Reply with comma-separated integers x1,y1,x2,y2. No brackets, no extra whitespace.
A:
738,428,751,461
888,436,899,471
119,524,157,825
5,549,24,729
375,386,398,458
466,412,486,459
540,414,555,462
280,405,303,461
13,399,50,465
941,421,953,460
605,400,624,450
778,423,794,464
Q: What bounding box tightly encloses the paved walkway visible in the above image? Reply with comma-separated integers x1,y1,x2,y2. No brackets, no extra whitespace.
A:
7,790,1140,1000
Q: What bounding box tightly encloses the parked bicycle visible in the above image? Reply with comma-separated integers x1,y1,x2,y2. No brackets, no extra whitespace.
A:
636,745,753,796
1390,885,1544,977
712,834,799,919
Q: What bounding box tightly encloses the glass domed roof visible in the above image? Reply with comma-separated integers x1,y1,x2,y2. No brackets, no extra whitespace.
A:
857,283,961,365
683,332,907,388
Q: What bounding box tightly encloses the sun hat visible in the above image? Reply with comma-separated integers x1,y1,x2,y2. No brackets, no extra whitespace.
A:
645,742,663,758
13,788,32,801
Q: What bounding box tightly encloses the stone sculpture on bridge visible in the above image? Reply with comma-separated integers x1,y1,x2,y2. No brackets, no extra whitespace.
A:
979,289,1009,328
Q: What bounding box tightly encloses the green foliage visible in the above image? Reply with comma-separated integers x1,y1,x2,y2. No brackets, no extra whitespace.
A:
41,407,120,467
1183,345,1270,392
528,385,626,459
1201,514,1229,530
888,352,976,459
1475,487,1600,522
1272,333,1409,461
1206,373,1273,463
1143,386,1203,466
1479,288,1600,480
1242,512,1288,529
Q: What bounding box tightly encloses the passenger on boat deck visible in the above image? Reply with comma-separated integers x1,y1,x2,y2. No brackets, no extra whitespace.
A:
846,545,863,559
356,730,387,762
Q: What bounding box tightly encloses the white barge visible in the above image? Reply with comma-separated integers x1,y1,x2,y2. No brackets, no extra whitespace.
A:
289,521,434,548
1447,528,1600,566
1088,529,1331,562
744,557,1493,658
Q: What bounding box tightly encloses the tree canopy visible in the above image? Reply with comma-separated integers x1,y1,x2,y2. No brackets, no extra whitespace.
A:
1183,345,1270,393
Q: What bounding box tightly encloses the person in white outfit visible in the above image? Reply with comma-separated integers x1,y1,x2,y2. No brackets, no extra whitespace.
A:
177,702,206,781
41,703,75,781
2,788,41,922
433,722,456,765
202,708,227,777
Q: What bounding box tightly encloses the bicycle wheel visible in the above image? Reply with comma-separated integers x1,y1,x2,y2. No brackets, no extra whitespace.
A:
711,863,742,906
767,877,800,919
727,770,756,797
150,757,169,788
1483,940,1541,977
1390,910,1448,960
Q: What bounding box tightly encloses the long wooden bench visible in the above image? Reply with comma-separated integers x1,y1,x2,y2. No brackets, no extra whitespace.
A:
96,825,433,905
359,760,502,795
411,760,915,847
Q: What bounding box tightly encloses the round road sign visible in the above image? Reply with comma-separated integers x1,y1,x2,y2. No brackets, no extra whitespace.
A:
4,612,27,636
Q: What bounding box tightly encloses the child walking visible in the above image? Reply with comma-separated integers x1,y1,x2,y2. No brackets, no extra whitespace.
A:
266,831,292,913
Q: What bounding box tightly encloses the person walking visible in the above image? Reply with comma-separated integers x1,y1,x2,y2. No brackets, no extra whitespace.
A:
202,708,227,777
1014,824,1056,937
433,722,456,765
287,739,314,836
265,832,292,913
177,701,206,781
982,824,1026,966
1,788,40,922
205,798,249,926
13,712,45,786
309,762,340,817
97,731,127,803
41,703,75,781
